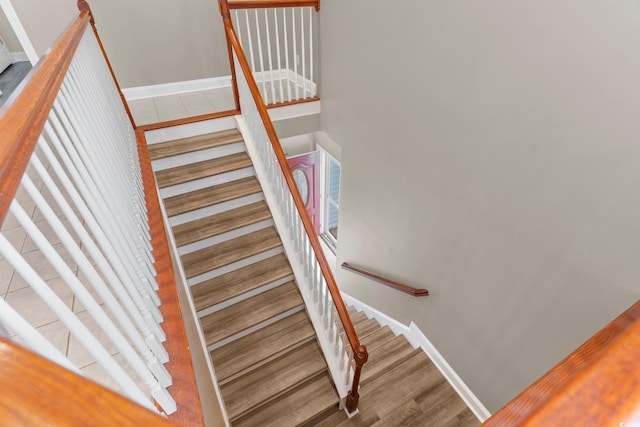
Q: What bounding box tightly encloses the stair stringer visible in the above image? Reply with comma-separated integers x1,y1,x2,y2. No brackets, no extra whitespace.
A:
155,183,233,427
235,116,352,410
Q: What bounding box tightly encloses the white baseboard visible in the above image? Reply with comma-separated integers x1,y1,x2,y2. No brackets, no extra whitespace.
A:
123,69,317,103
340,293,492,422
11,52,28,63
268,100,321,122
122,76,232,101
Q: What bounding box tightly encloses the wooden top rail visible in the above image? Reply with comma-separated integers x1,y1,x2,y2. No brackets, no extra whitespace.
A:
0,11,90,227
227,0,320,11
0,337,179,426
483,299,640,426
219,0,365,411
342,263,429,297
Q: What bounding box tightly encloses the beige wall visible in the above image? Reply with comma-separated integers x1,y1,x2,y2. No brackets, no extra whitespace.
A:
89,0,230,88
5,0,230,87
319,0,640,412
0,7,22,52
10,0,77,56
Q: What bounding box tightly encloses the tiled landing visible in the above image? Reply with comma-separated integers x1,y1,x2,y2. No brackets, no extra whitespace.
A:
128,86,236,126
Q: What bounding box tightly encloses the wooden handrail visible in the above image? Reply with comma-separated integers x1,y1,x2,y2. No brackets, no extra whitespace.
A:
227,0,320,11
0,337,179,426
219,0,366,412
0,3,205,423
483,300,640,426
0,11,90,227
342,263,429,297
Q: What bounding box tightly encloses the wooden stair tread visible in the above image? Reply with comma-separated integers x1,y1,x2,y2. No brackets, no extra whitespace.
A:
173,201,271,247
182,227,281,279
221,340,327,421
148,129,243,160
155,152,252,188
355,317,382,338
361,335,420,386
164,176,262,217
349,311,367,325
201,281,303,345
234,373,339,427
192,253,292,312
351,353,442,424
361,325,396,352
211,310,315,382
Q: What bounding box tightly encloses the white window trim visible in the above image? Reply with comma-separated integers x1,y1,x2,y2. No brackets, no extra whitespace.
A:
318,145,340,253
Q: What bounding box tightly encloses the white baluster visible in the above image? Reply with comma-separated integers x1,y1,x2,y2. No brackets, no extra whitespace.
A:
274,8,284,103
264,9,276,103
31,153,170,369
282,8,292,102
12,183,174,396
310,8,316,96
254,10,269,104
301,7,307,98
0,231,156,412
292,8,299,99
44,114,164,325
0,298,80,374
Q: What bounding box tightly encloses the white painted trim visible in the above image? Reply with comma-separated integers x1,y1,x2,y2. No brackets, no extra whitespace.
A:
0,0,38,64
156,186,232,427
11,51,28,62
144,116,236,145
253,68,317,98
340,293,492,422
122,76,232,101
268,100,321,122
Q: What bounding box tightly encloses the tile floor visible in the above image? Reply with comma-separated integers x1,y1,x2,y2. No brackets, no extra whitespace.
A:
1,159,145,396
126,78,314,126
127,86,236,126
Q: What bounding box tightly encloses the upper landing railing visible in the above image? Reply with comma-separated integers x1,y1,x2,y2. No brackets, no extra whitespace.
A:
223,0,319,107
0,2,202,425
219,0,368,413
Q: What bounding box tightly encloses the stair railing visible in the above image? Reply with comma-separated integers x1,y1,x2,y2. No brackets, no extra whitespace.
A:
483,299,640,426
0,2,203,424
223,0,319,107
219,0,367,413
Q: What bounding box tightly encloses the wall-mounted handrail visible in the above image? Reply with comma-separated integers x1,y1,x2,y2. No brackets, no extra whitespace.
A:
342,263,429,297
219,0,367,412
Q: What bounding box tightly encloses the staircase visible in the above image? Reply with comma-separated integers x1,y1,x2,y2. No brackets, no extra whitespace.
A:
149,128,481,427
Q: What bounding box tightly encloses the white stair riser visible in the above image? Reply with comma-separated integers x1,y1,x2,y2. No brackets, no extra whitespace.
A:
178,219,274,255
152,142,246,171
169,192,265,226
187,246,284,287
207,305,305,351
160,167,255,198
145,117,237,144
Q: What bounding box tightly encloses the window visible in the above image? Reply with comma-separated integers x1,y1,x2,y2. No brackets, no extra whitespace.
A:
320,149,341,251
